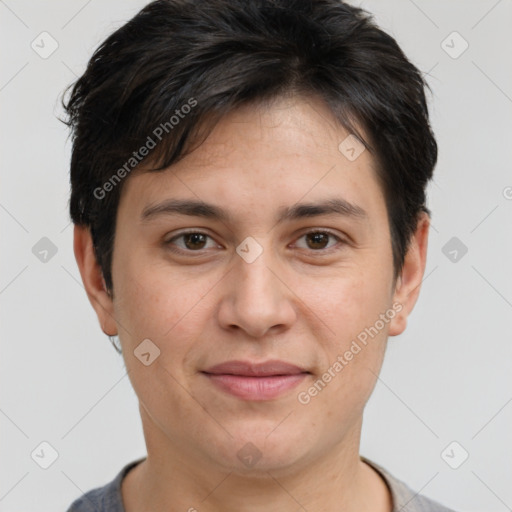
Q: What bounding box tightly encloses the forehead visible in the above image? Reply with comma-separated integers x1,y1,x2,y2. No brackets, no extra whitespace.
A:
119,95,385,227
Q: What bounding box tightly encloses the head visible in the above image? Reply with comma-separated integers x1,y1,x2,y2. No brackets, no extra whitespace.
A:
63,0,436,474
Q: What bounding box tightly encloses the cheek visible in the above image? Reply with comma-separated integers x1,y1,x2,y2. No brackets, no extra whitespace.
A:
295,267,391,407
300,265,392,346
112,253,222,360
113,251,177,332
113,262,212,421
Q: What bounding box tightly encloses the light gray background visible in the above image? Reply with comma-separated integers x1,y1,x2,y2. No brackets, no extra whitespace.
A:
1,1,511,511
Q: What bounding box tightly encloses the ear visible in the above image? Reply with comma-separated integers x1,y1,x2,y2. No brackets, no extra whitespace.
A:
73,224,118,336
388,211,430,337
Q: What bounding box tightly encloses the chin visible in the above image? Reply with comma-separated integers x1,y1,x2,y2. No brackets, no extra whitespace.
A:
205,423,310,475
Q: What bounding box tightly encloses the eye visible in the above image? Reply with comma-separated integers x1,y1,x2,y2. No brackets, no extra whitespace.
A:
294,230,345,252
165,231,220,253
164,229,346,255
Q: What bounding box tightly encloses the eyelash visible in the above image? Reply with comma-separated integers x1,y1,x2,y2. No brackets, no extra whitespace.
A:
164,229,347,256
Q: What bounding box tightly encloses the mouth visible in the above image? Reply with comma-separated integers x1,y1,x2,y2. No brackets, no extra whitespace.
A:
201,360,311,401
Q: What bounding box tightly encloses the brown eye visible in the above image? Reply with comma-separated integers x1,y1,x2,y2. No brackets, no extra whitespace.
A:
182,233,208,250
165,231,218,253
294,230,344,252
305,232,330,249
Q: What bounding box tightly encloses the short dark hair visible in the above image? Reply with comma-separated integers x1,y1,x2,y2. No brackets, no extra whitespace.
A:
61,0,437,297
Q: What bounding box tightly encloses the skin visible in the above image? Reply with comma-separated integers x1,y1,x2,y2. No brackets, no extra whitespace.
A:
74,94,429,512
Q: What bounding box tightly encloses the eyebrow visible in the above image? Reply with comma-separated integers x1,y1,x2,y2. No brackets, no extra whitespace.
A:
140,197,368,224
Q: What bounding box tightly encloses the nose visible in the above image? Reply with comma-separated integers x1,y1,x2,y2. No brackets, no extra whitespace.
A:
216,244,297,339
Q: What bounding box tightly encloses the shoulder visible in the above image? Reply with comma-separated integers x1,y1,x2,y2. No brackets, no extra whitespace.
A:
65,458,145,512
361,456,458,512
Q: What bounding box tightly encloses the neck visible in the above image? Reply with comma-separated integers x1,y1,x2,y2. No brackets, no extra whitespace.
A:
122,409,392,512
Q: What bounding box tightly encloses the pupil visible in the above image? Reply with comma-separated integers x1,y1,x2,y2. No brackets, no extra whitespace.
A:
185,233,206,249
307,233,327,249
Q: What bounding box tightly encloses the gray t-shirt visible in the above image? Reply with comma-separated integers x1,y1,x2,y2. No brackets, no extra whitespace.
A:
66,456,456,511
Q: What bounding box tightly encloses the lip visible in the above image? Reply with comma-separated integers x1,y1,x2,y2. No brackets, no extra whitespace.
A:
202,360,310,401
204,360,307,376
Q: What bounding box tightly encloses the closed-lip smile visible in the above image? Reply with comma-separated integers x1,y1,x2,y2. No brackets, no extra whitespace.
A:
202,360,310,400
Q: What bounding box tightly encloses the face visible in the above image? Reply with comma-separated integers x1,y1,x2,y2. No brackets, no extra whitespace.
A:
75,95,428,475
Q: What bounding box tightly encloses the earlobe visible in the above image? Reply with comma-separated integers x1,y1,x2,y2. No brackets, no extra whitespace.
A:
388,212,430,338
73,225,118,336
388,304,407,337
